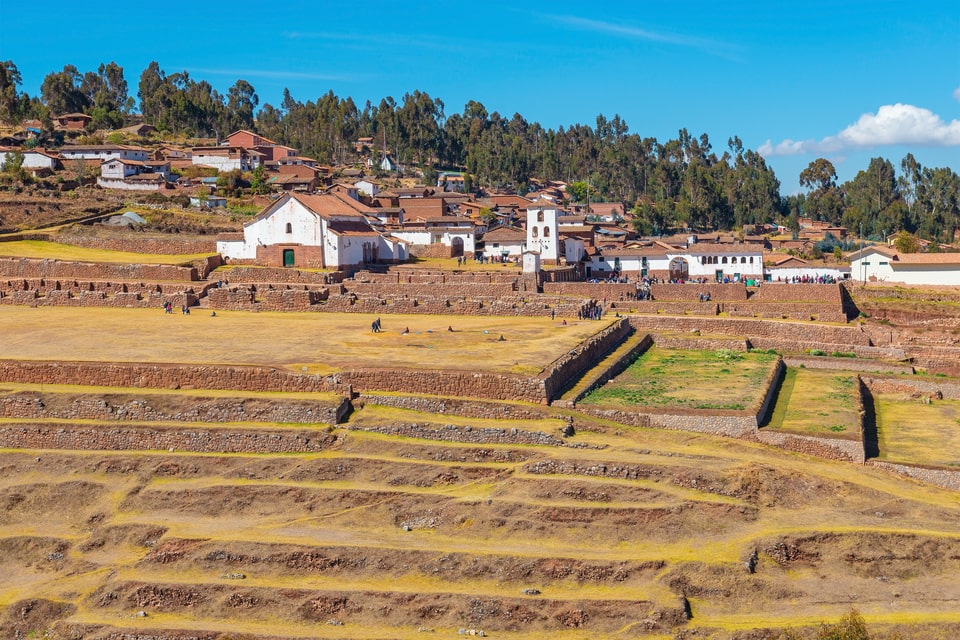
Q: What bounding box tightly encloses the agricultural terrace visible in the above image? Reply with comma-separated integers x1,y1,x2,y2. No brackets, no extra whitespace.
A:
0,306,611,374
0,239,214,264
876,396,960,468
579,346,778,411
765,368,861,438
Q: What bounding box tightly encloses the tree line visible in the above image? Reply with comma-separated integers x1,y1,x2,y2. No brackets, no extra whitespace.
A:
1,59,958,241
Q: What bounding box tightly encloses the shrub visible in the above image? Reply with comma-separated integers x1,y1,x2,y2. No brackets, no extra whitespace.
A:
809,349,826,356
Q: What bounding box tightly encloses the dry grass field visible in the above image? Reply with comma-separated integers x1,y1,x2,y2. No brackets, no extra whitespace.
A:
765,368,861,438
876,396,960,468
0,306,608,373
0,239,214,263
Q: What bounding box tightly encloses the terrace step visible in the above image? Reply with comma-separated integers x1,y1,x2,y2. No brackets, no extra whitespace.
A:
556,330,651,404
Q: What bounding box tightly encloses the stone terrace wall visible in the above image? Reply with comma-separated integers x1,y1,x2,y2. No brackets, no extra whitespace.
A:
353,269,520,284
0,278,196,296
344,422,570,447
651,283,748,301
0,361,349,395
539,318,633,401
755,430,865,462
0,289,198,309
335,368,547,403
357,394,553,421
625,301,718,316
751,283,844,304
783,356,913,374
861,375,960,400
215,266,339,285
868,461,960,492
0,424,340,454
723,302,848,323
344,282,517,298
51,234,217,255
0,392,349,425
628,315,873,346
0,257,198,282
575,406,759,437
542,282,637,300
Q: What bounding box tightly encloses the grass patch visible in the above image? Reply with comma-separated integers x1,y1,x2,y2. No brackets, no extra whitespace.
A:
876,397,960,467
765,369,860,438
579,347,777,410
0,239,214,263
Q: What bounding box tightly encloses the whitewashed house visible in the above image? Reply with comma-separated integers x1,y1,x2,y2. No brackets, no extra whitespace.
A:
192,146,262,172
482,226,526,261
58,144,149,162
588,242,764,281
97,158,171,191
216,192,407,269
389,216,478,255
848,246,960,285
354,179,380,197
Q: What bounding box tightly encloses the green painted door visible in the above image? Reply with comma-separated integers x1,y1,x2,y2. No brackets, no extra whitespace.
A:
283,249,295,267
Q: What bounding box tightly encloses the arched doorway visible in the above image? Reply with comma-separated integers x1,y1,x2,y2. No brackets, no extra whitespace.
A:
668,257,689,281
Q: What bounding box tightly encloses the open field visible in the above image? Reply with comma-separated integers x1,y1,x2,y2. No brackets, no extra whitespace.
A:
876,396,960,468
764,368,861,438
0,306,609,373
0,239,214,263
579,346,777,410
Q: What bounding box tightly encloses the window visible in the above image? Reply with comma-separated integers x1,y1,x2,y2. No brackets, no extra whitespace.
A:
285,222,292,234
722,257,728,264
532,227,538,238
537,211,544,222
543,226,550,237
879,261,889,265
862,261,871,266
741,256,747,264
749,257,754,264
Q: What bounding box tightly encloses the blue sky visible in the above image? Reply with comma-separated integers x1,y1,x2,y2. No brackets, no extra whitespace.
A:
3,0,958,194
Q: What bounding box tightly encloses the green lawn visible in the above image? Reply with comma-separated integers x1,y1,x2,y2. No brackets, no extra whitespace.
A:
876,397,960,468
765,368,861,439
579,347,778,411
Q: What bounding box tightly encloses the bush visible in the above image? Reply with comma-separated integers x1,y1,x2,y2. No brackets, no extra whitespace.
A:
809,349,826,356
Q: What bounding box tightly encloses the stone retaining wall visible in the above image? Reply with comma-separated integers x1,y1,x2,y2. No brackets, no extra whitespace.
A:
868,461,960,492
353,269,519,284
0,424,340,454
0,392,349,425
860,375,960,400
344,281,517,298
213,266,339,285
752,283,844,304
651,283,747,301
542,282,637,299
724,302,847,323
0,257,198,282
782,356,913,374
628,315,872,345
539,318,632,401
754,430,865,462
562,334,654,405
357,394,553,421
343,422,570,447
575,406,759,437
52,235,217,255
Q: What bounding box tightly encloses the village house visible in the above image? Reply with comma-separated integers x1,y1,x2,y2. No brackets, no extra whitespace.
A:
354,179,380,198
587,241,764,282
765,255,849,282
390,216,478,256
54,112,92,130
58,144,150,162
97,158,171,191
192,146,262,172
848,246,960,285
481,225,526,261
216,192,407,270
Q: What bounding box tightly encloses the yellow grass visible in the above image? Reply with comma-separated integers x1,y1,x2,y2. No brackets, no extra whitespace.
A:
765,368,861,438
876,396,960,467
0,306,609,372
0,239,214,263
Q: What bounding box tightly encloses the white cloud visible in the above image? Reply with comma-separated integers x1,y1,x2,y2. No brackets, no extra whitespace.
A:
545,14,740,59
954,86,960,103
760,102,960,157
